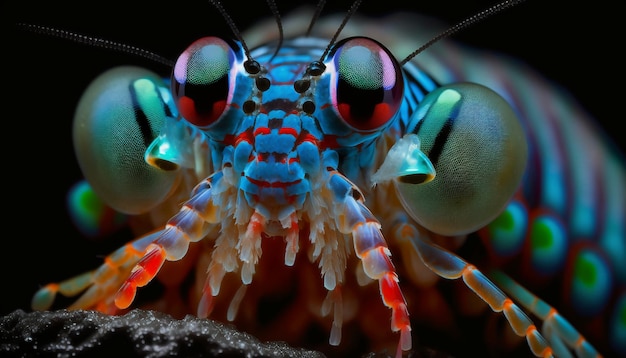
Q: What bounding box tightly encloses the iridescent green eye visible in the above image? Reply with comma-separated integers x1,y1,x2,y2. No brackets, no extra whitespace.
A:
396,82,528,236
73,66,180,215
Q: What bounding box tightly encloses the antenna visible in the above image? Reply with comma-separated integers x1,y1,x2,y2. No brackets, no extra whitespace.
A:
265,0,284,62
17,23,175,68
319,0,362,62
401,0,526,66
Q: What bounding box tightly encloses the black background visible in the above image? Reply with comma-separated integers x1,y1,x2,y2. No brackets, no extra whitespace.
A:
3,0,624,354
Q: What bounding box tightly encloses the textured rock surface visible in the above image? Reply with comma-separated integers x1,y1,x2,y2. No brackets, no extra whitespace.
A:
0,309,452,357
0,309,325,358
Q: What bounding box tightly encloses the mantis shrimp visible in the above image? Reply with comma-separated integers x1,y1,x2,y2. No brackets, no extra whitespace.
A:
8,0,625,357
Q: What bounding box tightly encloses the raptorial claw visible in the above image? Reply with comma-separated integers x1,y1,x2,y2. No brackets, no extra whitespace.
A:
115,244,166,309
31,230,163,313
113,175,219,310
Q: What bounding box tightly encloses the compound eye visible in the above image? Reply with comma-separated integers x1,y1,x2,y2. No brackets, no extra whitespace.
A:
73,66,180,215
330,37,404,131
172,37,235,127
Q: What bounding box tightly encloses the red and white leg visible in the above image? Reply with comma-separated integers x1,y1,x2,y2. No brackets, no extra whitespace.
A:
114,176,221,309
329,171,412,358
31,230,162,314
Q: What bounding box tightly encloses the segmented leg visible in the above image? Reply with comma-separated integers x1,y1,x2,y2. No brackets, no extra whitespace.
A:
490,270,603,358
330,171,412,358
394,221,554,358
31,230,162,314
115,175,219,309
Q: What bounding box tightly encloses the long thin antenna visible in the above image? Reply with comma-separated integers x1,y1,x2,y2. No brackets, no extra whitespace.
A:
208,0,253,62
305,0,327,37
17,23,175,68
400,0,526,66
265,0,283,62
319,0,362,62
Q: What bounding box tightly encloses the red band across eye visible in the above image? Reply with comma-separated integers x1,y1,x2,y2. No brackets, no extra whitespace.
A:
172,37,235,127
330,37,403,132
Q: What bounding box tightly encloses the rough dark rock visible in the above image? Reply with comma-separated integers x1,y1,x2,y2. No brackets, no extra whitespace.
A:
0,310,454,358
0,309,326,358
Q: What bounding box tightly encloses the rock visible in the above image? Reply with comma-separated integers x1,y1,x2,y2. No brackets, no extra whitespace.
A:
0,309,453,357
0,309,325,358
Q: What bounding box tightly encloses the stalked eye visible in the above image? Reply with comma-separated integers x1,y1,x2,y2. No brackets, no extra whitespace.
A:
172,37,235,127
396,83,528,236
73,66,181,215
329,37,403,131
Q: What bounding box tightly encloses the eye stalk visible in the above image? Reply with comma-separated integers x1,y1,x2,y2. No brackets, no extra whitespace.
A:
328,37,404,132
171,37,236,128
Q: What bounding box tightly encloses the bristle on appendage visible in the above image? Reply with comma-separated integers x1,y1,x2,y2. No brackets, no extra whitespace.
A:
227,285,247,321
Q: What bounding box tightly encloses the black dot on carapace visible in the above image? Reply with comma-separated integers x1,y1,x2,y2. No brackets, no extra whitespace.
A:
307,61,325,76
244,60,261,75
256,77,271,91
294,79,310,93
243,100,257,114
302,101,315,114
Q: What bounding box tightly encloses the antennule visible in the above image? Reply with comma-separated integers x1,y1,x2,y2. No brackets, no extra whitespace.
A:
265,0,283,62
208,0,254,63
17,23,175,68
306,0,327,37
400,0,526,66
319,0,362,62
